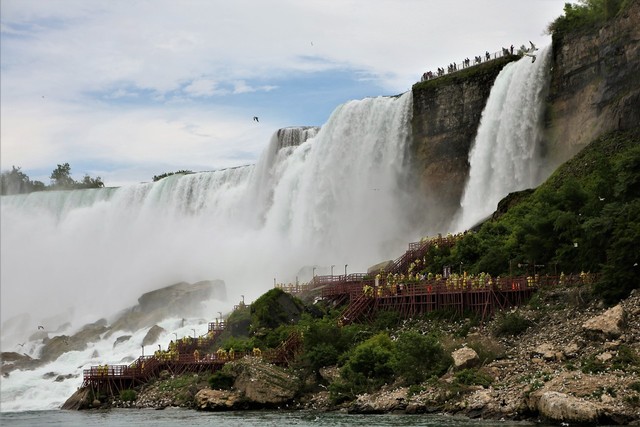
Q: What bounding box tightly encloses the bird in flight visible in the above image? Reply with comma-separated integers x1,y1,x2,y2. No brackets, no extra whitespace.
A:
529,41,538,52
17,343,25,348
253,116,259,122
38,325,45,330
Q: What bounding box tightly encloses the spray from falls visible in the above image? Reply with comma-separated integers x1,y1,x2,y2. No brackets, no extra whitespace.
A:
452,47,551,232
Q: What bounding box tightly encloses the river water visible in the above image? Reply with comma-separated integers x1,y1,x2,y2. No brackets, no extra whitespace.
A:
0,408,545,427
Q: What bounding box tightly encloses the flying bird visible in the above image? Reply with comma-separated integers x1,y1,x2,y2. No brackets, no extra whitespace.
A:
38,325,45,330
524,53,537,63
16,343,25,348
529,41,538,52
253,116,259,122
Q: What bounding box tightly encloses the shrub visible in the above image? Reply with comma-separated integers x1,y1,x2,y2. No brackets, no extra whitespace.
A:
612,345,640,371
330,333,395,402
581,355,606,374
392,331,452,385
454,368,494,387
119,389,137,402
494,312,532,337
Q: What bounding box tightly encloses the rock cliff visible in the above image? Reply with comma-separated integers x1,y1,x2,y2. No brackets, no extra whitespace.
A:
410,3,639,229
546,1,640,168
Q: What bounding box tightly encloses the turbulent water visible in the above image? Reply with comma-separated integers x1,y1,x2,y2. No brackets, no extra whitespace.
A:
0,409,544,426
1,92,429,411
452,47,552,231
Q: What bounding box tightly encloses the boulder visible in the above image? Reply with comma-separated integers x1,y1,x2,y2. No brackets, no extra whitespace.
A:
596,352,613,363
532,343,558,361
563,342,581,359
537,391,600,424
228,356,299,405
107,280,227,334
582,304,626,340
142,325,166,346
367,260,394,276
452,347,479,370
194,389,242,411
113,335,132,348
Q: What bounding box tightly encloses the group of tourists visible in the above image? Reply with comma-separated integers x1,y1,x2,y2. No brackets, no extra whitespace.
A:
420,44,517,82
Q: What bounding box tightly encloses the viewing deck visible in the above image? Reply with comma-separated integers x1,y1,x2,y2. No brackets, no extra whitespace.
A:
281,234,592,325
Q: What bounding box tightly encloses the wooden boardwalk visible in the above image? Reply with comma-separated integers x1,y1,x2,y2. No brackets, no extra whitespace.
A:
82,321,303,396
282,234,590,325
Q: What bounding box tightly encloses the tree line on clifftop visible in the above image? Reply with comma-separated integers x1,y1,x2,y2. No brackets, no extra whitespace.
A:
0,163,104,195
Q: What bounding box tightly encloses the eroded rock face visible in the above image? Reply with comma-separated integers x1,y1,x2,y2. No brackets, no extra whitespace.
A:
582,304,626,340
537,391,600,424
228,357,299,405
546,1,640,166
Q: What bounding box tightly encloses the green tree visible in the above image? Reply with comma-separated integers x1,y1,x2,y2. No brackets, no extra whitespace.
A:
79,174,104,189
50,163,75,188
0,166,42,195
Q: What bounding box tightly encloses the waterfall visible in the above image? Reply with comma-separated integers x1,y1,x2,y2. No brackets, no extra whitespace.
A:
1,92,422,410
452,47,551,232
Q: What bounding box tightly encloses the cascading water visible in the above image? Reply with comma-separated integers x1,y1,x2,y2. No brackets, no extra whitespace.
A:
0,92,422,410
452,46,552,232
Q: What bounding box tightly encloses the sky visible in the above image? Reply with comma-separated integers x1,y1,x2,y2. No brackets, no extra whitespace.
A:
1,0,568,187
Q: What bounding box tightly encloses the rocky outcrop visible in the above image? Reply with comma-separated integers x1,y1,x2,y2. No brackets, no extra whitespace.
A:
411,56,518,229
546,1,640,167
142,325,166,346
228,356,300,406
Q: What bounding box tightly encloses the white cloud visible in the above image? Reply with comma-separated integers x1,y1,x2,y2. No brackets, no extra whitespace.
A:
0,0,568,184
183,78,226,97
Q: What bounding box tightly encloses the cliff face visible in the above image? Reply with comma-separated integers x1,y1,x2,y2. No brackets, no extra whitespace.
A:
545,1,640,168
411,57,517,230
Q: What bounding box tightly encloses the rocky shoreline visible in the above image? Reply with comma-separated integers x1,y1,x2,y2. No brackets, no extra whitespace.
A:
68,288,640,425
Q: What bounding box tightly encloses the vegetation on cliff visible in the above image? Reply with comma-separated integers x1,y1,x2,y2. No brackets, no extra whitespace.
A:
547,0,634,37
